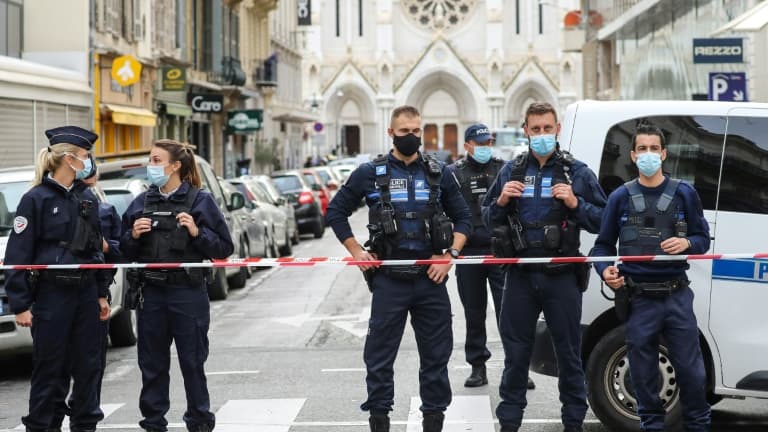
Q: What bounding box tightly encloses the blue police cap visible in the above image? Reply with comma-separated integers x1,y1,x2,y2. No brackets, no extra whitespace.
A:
464,123,492,144
44,126,97,151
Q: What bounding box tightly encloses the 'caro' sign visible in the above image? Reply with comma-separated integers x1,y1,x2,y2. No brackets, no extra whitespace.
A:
188,93,224,113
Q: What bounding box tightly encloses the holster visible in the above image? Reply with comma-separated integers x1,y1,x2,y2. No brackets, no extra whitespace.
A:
575,261,591,292
125,269,144,310
614,284,632,322
363,268,377,292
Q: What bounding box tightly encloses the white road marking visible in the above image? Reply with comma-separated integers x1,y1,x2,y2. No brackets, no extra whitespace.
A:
103,364,135,381
13,403,124,431
407,395,495,431
206,370,260,376
273,312,363,327
214,398,305,432
330,320,368,337
320,368,366,372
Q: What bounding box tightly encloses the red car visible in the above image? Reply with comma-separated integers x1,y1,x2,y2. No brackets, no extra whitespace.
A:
300,168,331,215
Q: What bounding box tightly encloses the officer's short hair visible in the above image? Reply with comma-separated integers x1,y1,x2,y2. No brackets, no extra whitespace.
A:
390,105,420,126
523,102,558,126
632,123,666,150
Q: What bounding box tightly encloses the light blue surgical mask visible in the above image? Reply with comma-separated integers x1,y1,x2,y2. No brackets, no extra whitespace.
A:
635,152,663,177
68,153,93,180
147,165,170,187
529,134,557,156
472,146,492,164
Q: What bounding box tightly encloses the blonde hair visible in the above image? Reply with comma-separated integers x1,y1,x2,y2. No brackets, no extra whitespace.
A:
154,139,202,188
33,143,82,186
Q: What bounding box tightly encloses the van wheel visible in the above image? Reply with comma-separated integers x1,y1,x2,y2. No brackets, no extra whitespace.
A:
313,218,324,239
208,268,229,300
109,307,136,347
586,326,682,432
227,240,248,289
279,230,293,256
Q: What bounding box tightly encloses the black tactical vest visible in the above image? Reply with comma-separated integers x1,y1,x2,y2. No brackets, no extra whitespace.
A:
453,157,503,228
137,187,206,263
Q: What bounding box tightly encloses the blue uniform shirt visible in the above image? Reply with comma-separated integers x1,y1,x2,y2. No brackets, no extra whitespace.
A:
99,202,122,263
592,176,710,282
4,176,107,314
482,152,606,252
120,182,234,262
326,151,472,257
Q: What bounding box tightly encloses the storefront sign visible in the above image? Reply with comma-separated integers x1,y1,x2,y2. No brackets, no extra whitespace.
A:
162,67,187,91
111,55,142,86
227,110,263,132
298,0,311,26
709,72,747,101
188,93,224,113
693,38,743,64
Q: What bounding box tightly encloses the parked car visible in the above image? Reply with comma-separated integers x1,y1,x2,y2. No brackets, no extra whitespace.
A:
0,167,136,355
228,177,293,257
98,156,245,300
329,164,357,182
309,166,342,194
247,175,300,247
217,179,258,288
98,178,149,217
271,171,325,238
300,168,331,215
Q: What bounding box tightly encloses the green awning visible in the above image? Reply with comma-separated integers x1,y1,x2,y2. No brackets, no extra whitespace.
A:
165,102,193,117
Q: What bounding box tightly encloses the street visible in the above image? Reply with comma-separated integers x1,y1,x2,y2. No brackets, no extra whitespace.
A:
1,209,767,432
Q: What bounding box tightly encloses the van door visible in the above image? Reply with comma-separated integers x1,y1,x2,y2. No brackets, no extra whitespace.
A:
709,109,768,391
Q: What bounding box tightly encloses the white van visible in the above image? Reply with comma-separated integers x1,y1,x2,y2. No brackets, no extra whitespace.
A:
530,100,768,431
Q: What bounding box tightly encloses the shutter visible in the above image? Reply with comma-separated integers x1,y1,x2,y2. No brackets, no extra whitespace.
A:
0,99,35,169
168,0,177,50
66,106,91,130
134,0,143,41
95,0,105,32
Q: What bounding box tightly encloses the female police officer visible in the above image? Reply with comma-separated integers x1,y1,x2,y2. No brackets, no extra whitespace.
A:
4,126,110,432
120,140,233,432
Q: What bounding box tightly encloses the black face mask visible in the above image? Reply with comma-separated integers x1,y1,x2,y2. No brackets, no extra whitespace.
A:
393,133,421,156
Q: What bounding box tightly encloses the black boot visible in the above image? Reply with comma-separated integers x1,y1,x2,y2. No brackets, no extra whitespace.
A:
527,375,536,389
464,364,488,387
368,413,390,432
422,411,444,432
563,425,583,432
500,425,519,432
187,425,212,432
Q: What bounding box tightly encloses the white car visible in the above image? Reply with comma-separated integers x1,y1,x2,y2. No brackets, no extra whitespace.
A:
530,100,768,431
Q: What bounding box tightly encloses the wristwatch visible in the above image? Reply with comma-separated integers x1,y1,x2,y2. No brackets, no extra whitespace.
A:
447,247,461,259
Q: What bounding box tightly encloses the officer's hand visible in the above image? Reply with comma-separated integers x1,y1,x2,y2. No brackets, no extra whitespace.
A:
660,237,690,255
552,184,578,209
176,212,199,238
132,217,153,239
352,248,378,272
496,181,525,207
15,310,32,328
602,266,624,290
102,238,110,253
98,297,110,321
427,254,452,284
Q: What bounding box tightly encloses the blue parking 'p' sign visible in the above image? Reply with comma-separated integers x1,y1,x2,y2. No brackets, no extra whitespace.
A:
708,72,747,102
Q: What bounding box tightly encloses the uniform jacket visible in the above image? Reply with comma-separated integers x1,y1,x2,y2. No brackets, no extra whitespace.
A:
447,155,504,250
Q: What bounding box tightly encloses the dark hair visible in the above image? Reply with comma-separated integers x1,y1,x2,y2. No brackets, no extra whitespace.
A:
631,123,666,150
390,105,420,126
523,102,558,126
154,139,202,188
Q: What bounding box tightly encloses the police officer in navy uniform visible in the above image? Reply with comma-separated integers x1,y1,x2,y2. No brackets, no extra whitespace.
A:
482,102,606,432
592,124,711,432
4,126,110,432
121,140,234,432
50,158,122,431
448,124,536,390
325,105,472,432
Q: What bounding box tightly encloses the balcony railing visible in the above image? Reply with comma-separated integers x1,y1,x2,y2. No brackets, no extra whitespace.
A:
253,56,278,87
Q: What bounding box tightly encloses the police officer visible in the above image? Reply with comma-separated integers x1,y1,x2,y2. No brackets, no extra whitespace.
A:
50,159,122,431
325,105,472,432
482,102,606,432
5,126,110,432
592,124,711,432
448,124,535,390
121,140,234,432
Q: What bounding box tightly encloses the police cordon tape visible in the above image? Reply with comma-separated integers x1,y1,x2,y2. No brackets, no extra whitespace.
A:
0,252,766,270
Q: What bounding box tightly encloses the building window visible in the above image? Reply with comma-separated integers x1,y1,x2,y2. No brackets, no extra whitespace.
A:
335,0,340,37
0,0,22,58
720,117,768,214
515,0,520,34
105,0,123,36
358,0,363,36
402,0,476,31
538,2,543,34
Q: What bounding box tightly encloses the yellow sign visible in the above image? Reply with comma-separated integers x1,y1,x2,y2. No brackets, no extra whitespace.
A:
111,55,142,87
162,67,187,91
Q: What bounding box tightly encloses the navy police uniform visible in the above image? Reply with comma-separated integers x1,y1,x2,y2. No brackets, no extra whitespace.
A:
4,127,108,432
592,176,711,431
325,151,472,419
447,155,505,372
482,150,606,431
121,182,234,432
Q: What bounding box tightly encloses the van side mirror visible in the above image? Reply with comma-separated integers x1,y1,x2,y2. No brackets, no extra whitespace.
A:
228,191,246,211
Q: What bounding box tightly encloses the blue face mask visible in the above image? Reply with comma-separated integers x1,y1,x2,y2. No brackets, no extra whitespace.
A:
529,134,557,156
147,165,170,187
635,152,663,177
69,154,93,180
472,146,492,164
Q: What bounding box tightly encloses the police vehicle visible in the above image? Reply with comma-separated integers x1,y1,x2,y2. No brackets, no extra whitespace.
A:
530,100,768,431
0,167,137,355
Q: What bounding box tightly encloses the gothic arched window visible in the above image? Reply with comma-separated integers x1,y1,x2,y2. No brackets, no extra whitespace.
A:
401,0,476,32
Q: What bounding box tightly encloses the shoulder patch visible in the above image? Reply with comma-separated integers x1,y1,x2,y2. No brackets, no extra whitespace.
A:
13,216,28,234
375,165,387,176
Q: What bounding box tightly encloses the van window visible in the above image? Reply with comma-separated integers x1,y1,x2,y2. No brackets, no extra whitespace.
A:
719,116,768,214
598,115,725,210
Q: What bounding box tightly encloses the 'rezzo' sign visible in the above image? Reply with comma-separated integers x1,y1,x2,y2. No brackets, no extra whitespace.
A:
298,0,311,26
693,38,743,64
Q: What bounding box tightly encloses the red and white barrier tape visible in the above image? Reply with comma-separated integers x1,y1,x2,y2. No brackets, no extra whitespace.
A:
0,253,766,270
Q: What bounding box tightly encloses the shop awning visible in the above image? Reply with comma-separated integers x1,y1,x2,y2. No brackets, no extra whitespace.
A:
711,1,768,35
104,104,157,127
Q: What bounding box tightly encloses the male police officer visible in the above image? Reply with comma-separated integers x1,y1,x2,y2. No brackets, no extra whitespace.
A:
592,124,711,432
325,105,472,432
448,124,535,390
482,102,606,432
